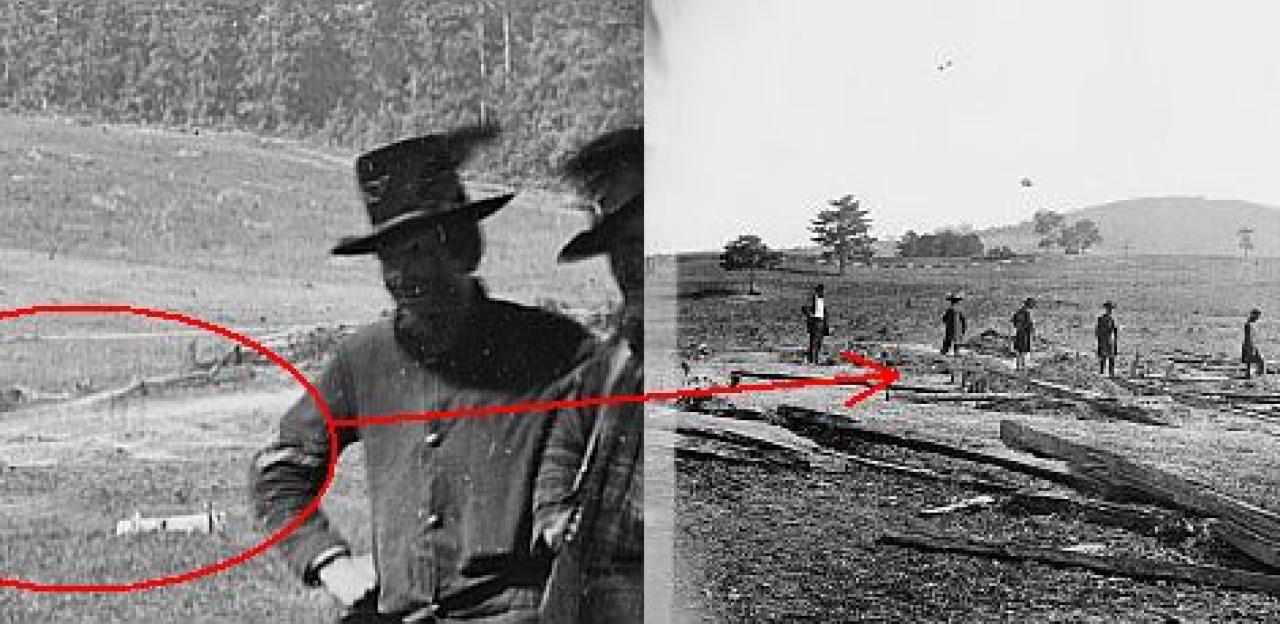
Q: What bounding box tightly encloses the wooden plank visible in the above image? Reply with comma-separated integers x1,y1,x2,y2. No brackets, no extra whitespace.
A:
835,453,1017,493
984,372,1174,426
1215,520,1280,569
880,531,1280,597
729,369,951,394
676,407,1017,491
919,495,997,516
999,420,1280,562
776,405,1093,490
897,392,1041,403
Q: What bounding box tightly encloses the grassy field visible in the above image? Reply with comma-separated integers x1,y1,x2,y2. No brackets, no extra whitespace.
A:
669,252,1280,621
678,252,1280,361
0,112,617,622
0,113,619,392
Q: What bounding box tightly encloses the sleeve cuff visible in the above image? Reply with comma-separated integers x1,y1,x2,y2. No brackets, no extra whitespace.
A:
302,545,351,587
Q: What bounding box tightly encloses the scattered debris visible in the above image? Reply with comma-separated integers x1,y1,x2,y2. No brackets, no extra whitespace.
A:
919,495,997,517
880,531,1280,597
1000,420,1280,569
114,504,225,536
776,405,1089,490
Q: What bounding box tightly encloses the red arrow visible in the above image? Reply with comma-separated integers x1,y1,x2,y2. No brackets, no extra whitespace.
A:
332,351,899,428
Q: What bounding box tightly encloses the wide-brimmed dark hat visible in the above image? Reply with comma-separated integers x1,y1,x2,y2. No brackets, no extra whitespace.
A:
946,292,964,302
1103,301,1116,309
332,124,515,256
558,127,643,262
1023,297,1037,307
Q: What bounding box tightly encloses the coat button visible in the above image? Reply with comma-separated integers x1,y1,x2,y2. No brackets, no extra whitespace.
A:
424,432,442,447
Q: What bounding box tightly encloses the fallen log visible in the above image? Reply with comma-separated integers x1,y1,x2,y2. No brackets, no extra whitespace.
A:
980,372,1174,426
776,405,1095,491
729,369,950,394
675,436,804,468
897,392,1041,403
1000,420,1280,568
1200,392,1280,404
678,407,1015,491
1213,520,1280,570
880,531,1280,597
1005,489,1193,539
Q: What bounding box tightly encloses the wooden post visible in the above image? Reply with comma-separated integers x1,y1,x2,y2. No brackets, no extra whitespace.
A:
476,1,486,124
502,1,511,81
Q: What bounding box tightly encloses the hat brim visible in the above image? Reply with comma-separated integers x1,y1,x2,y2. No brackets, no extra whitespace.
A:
946,296,964,302
331,193,515,256
557,199,641,263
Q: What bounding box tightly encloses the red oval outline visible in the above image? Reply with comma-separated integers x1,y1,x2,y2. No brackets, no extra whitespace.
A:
0,303,336,593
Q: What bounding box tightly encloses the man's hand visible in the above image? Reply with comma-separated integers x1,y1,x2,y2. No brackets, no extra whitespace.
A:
318,553,377,608
541,507,582,553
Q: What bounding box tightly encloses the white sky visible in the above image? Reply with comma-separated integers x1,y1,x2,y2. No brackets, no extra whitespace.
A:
645,0,1280,252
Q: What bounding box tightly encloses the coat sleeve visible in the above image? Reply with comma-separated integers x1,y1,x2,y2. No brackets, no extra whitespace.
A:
532,371,594,549
248,350,360,585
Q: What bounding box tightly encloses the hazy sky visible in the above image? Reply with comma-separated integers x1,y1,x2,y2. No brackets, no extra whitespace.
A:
646,0,1280,252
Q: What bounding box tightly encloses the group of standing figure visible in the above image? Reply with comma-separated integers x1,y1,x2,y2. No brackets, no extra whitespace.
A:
801,287,1267,383
942,295,1265,380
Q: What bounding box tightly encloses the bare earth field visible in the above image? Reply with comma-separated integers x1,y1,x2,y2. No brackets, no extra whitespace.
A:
669,254,1280,622
0,113,617,623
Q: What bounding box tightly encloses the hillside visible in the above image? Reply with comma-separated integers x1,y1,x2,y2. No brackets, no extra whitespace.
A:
980,196,1280,257
0,0,642,186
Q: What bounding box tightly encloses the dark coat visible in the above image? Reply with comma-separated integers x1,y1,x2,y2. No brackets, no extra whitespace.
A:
534,335,643,570
249,289,595,616
1012,308,1034,353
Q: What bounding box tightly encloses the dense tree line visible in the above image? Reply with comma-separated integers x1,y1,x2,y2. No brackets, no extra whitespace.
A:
0,0,642,184
1033,210,1103,254
897,230,984,258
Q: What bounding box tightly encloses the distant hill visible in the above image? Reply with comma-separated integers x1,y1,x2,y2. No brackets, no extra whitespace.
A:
979,196,1280,257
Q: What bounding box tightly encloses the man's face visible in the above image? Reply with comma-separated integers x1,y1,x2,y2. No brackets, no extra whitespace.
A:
607,206,643,302
377,226,472,319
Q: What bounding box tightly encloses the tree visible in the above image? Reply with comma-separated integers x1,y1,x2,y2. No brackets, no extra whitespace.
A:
1058,219,1102,254
1033,210,1102,254
810,194,875,274
720,234,780,294
1033,209,1066,249
897,230,984,258
986,246,1017,260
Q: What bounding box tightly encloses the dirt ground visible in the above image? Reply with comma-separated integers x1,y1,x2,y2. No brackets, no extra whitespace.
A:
667,253,1280,622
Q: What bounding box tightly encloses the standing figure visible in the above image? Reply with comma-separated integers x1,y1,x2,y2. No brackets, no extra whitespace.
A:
1012,297,1036,371
535,127,644,623
1243,308,1266,379
249,125,596,624
941,293,967,356
804,284,830,364
1096,301,1119,377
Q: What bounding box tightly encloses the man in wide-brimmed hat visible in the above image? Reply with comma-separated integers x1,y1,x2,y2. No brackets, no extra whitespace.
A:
1096,301,1119,377
941,292,967,356
534,126,643,623
250,124,596,624
1012,297,1036,371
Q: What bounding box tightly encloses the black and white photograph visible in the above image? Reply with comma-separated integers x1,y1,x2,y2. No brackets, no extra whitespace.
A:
648,1,1280,621
0,1,641,623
